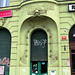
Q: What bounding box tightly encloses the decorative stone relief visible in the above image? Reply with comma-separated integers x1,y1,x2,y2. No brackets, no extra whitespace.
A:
21,3,54,15
20,49,28,64
48,32,58,64
28,9,47,16
20,27,33,64
0,18,7,26
20,16,58,65
28,16,48,27
50,53,58,64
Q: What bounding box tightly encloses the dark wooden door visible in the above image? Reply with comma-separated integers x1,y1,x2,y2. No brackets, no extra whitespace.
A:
69,25,75,75
69,42,75,75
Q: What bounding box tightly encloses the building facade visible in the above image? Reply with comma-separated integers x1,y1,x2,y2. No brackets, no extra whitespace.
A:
0,0,75,75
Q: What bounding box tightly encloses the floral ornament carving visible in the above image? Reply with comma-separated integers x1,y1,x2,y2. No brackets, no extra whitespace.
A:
20,49,28,64
21,3,54,15
0,18,7,26
50,53,58,64
28,9,47,16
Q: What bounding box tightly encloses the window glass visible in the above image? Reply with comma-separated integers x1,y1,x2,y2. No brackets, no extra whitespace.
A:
32,62,38,73
6,0,9,6
41,62,47,73
72,54,75,72
0,0,9,7
71,50,75,53
0,0,3,7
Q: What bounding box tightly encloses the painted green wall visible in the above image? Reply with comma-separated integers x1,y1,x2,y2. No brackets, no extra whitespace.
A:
0,0,75,75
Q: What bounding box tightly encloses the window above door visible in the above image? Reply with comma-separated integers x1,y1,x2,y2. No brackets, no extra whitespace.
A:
0,0,9,7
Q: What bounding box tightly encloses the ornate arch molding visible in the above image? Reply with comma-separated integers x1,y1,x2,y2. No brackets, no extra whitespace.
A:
20,16,58,65
0,18,7,26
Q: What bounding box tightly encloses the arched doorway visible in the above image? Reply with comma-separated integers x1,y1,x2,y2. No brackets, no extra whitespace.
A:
0,28,11,75
69,25,75,75
30,29,48,75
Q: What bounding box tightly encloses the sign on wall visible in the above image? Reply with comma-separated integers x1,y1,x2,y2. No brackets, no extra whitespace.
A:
68,4,75,11
0,10,12,17
62,36,66,40
0,66,4,74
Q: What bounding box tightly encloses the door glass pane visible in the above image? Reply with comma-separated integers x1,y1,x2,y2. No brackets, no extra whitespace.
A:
72,54,75,72
41,62,47,73
32,62,38,73
71,50,75,53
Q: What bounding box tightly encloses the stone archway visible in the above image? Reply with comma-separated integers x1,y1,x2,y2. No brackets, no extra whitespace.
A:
20,16,58,75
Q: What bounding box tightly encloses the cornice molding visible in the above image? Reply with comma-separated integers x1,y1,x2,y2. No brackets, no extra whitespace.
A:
0,0,73,11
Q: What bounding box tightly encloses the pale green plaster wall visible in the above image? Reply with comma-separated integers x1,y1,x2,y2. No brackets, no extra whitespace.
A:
0,0,75,75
